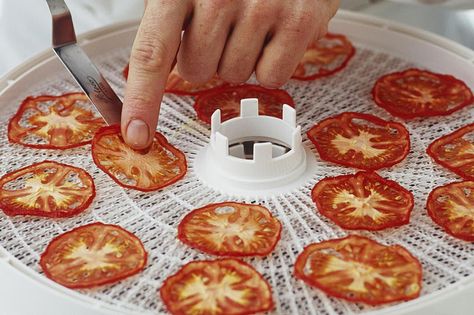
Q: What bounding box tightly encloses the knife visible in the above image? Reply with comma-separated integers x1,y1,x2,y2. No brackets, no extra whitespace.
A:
45,0,122,125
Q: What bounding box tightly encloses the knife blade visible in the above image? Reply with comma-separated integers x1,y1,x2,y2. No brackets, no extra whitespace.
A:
46,0,122,125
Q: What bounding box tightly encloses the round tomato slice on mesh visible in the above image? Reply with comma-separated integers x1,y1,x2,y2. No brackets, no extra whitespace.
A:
160,258,274,315
178,202,282,257
307,112,410,170
294,235,422,305
372,68,473,119
312,171,413,230
427,123,474,180
194,84,295,124
292,33,355,81
122,63,227,96
91,125,187,192
427,181,474,241
40,222,147,289
0,161,95,218
8,93,105,149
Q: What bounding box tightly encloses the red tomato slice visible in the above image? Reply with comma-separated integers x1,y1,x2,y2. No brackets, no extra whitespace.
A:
307,112,410,170
0,161,95,218
91,125,187,192
8,93,105,149
427,123,474,181
160,258,274,315
294,235,422,305
292,33,355,81
194,84,295,124
122,63,227,96
372,68,473,119
178,202,282,257
312,171,414,231
40,222,147,289
427,181,474,241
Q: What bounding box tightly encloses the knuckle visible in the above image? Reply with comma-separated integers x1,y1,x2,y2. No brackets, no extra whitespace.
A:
201,0,233,12
246,1,273,24
131,34,169,72
124,94,157,115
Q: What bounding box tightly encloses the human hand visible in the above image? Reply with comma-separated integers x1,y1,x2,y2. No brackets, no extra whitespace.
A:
122,0,339,149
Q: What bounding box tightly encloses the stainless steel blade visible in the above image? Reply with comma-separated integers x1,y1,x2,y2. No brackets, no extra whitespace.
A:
46,0,122,125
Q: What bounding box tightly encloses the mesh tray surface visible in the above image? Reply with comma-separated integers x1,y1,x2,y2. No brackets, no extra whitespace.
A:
0,36,473,315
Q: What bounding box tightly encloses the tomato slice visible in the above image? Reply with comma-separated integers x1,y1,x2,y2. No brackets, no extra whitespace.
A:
312,171,414,230
122,63,227,96
8,93,105,149
194,84,295,124
427,123,474,181
0,161,95,218
160,258,274,315
307,112,410,170
294,235,422,305
178,202,282,257
292,33,355,81
426,181,474,241
40,222,147,289
91,125,187,192
372,68,473,119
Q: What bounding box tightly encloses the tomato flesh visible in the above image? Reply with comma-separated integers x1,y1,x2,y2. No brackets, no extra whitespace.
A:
312,171,414,230
427,123,474,181
178,202,282,257
0,161,95,218
427,181,474,241
123,64,227,96
307,112,410,170
194,84,295,124
40,222,147,288
372,68,473,119
292,33,355,81
294,235,422,305
8,93,105,149
91,125,187,192
160,259,274,315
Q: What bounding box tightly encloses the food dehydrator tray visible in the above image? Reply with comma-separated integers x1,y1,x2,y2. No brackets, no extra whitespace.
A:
0,10,473,315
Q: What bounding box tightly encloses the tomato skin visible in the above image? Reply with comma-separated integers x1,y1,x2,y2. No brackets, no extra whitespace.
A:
294,235,422,306
372,68,473,119
291,33,355,81
0,161,95,218
307,112,411,171
312,171,414,231
194,84,295,124
426,181,474,242
91,125,187,192
160,258,274,315
427,123,474,181
178,202,282,257
8,93,104,149
40,222,147,289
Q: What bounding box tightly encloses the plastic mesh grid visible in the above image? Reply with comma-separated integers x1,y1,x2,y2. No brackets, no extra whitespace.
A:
0,40,473,315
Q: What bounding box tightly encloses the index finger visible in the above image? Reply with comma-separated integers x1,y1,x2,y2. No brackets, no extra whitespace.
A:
121,0,190,149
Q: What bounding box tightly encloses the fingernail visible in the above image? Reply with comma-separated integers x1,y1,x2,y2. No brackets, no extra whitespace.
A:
126,119,150,148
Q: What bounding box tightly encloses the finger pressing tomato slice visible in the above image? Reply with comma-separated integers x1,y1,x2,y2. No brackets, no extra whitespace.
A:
91,125,187,192
160,259,274,315
307,112,410,170
372,68,473,119
312,171,414,230
178,202,282,257
0,161,95,218
40,222,147,289
294,235,422,305
122,63,227,96
427,181,474,241
427,123,474,180
292,33,355,81
194,84,295,124
8,93,105,149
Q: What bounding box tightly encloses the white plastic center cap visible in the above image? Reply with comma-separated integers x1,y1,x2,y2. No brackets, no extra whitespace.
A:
194,98,315,196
